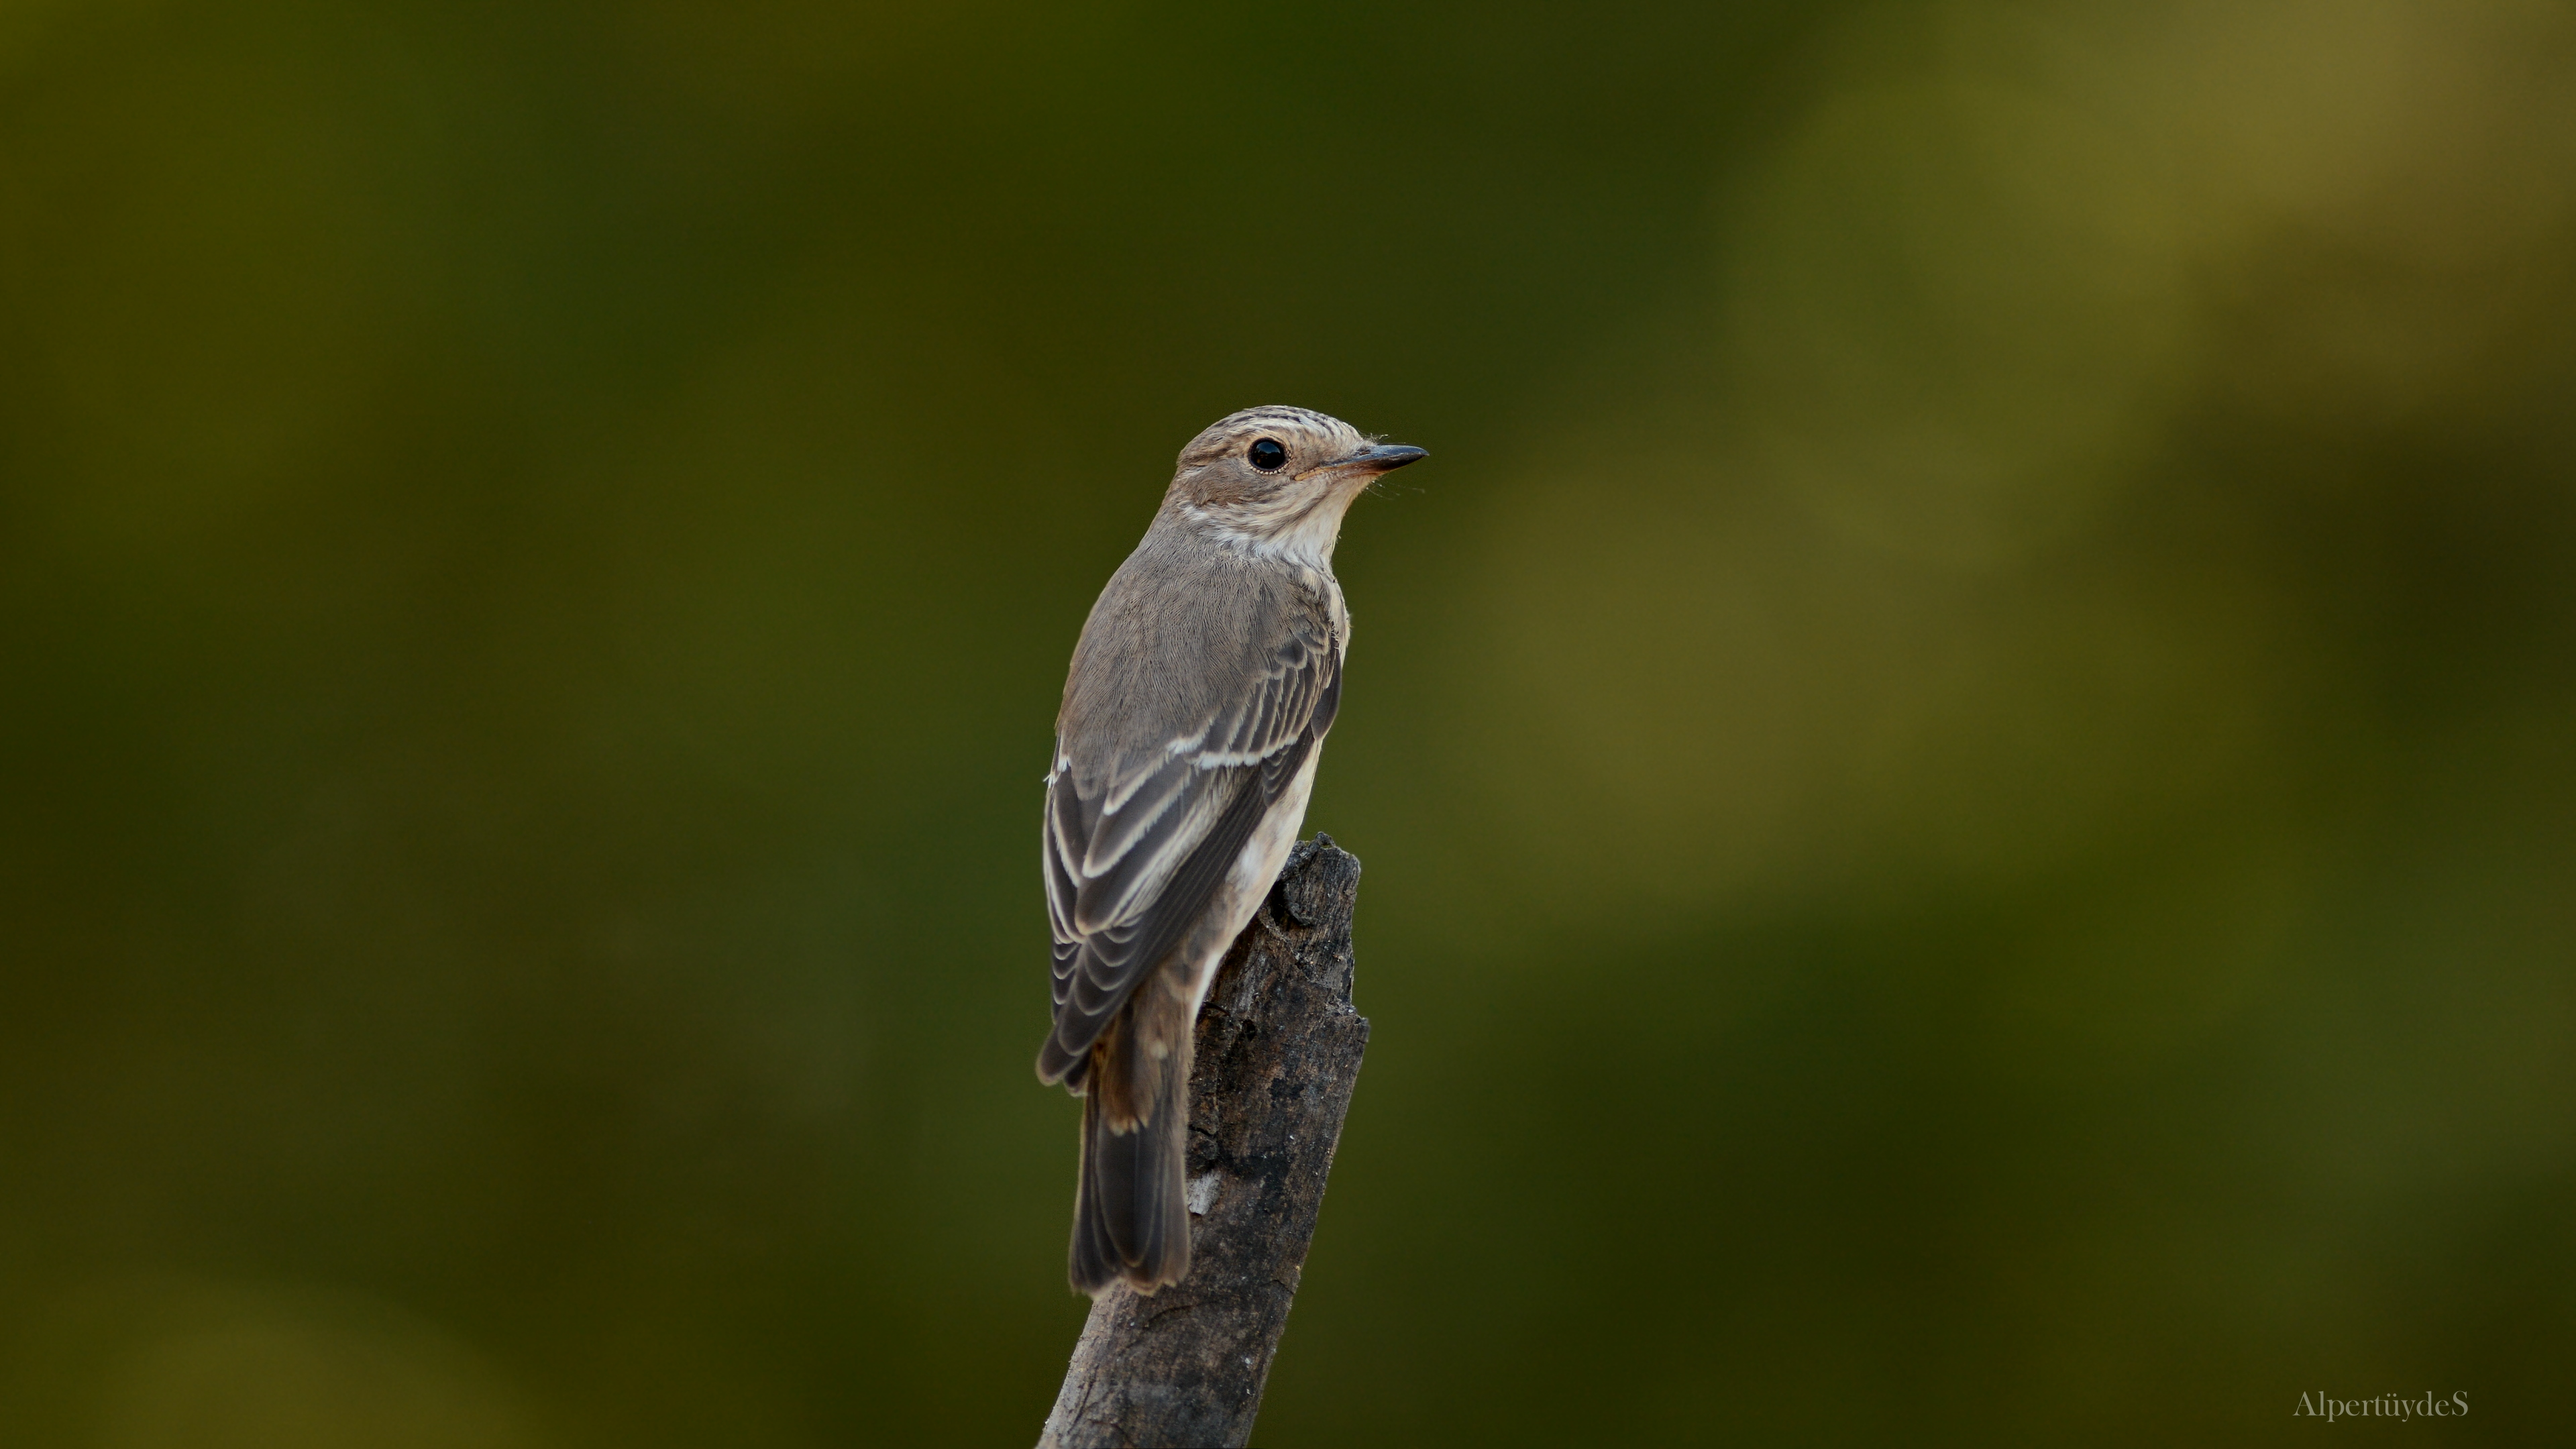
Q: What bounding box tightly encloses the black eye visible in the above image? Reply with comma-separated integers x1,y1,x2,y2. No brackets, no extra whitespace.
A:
1248,437,1287,472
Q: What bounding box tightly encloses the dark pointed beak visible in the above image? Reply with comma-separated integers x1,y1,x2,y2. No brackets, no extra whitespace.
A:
1339,443,1428,474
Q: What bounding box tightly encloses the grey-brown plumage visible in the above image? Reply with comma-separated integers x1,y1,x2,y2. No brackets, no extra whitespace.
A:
1037,405,1423,1296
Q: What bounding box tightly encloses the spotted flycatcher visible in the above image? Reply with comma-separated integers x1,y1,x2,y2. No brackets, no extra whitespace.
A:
1035,405,1424,1295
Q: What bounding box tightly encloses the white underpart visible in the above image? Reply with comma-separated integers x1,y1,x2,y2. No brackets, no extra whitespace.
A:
1179,746,1322,1018
1247,498,1351,570
1179,484,1358,572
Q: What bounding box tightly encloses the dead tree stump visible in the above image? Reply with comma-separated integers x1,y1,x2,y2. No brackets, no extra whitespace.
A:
1038,835,1369,1449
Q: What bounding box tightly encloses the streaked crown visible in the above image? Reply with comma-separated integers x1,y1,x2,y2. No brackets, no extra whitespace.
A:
1173,407,1366,503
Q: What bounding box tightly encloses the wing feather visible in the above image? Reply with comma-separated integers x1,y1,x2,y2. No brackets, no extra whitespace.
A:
1071,763,1232,934
1035,589,1342,1083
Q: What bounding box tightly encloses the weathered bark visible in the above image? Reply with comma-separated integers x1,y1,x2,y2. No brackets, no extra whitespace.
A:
1038,835,1369,1449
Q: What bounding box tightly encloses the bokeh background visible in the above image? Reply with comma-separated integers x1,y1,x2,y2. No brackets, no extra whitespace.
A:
4,0,2573,1442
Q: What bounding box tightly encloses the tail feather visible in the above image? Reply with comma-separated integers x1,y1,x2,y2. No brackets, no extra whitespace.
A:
1069,1010,1193,1295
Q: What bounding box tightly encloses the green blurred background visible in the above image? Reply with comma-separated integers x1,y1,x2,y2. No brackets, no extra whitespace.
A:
4,0,2572,1442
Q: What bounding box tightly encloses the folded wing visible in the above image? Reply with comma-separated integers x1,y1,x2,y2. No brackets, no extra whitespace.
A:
1036,607,1342,1086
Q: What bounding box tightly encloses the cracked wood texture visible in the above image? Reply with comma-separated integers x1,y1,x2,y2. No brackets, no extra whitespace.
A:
1038,835,1370,1449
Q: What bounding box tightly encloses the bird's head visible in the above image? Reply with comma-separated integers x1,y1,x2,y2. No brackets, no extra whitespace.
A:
1163,406,1425,561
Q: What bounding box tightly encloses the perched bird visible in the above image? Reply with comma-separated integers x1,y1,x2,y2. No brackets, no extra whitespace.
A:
1036,406,1424,1295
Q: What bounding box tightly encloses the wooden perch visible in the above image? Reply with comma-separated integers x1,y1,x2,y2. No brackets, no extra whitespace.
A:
1039,835,1370,1449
